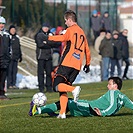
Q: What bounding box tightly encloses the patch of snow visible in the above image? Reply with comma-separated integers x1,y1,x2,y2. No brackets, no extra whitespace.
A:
16,65,133,89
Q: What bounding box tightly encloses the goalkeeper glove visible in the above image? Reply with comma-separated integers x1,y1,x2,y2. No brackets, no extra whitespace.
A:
83,65,90,73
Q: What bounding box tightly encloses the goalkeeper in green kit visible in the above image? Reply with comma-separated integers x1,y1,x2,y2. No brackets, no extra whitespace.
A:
29,77,133,118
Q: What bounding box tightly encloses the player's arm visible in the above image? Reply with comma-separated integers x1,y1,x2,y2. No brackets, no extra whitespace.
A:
100,91,118,116
48,40,62,48
84,38,91,66
48,29,69,42
83,37,91,73
123,96,133,110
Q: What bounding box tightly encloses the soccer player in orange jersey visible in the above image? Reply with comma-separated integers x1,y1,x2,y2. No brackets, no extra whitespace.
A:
48,10,91,118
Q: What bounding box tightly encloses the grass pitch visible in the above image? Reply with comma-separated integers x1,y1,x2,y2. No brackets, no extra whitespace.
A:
0,80,133,133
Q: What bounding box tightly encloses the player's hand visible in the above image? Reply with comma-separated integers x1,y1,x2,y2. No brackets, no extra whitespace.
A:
83,65,90,73
94,108,101,116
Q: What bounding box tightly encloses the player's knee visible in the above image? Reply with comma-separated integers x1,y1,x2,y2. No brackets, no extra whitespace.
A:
59,92,67,96
53,85,58,92
53,83,64,92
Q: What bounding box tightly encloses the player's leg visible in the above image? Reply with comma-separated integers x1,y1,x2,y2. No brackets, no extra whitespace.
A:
68,100,96,117
28,99,71,117
53,76,68,118
57,67,81,102
53,75,77,118
57,92,68,119
54,66,81,101
53,76,72,118
58,83,81,102
29,101,59,116
56,84,81,118
53,66,81,118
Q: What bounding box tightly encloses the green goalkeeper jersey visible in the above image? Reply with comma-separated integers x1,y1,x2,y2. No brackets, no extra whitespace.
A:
68,90,133,117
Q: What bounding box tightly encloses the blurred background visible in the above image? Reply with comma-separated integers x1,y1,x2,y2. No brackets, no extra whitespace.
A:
0,0,133,45
0,0,132,88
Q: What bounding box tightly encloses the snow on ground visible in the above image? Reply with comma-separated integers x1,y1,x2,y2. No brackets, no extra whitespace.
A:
16,65,133,89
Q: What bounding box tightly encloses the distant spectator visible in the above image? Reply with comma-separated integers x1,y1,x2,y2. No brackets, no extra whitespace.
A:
97,11,101,17
94,28,106,54
99,31,114,81
91,10,102,41
55,26,64,35
35,23,61,92
101,11,112,32
0,16,11,100
119,29,130,80
50,28,56,36
7,25,22,89
110,30,123,78
35,22,53,93
94,29,106,79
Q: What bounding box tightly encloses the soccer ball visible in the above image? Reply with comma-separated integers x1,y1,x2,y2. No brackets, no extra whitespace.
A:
32,92,47,107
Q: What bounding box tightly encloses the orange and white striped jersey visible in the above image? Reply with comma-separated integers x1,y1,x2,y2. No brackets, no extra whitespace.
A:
49,24,91,70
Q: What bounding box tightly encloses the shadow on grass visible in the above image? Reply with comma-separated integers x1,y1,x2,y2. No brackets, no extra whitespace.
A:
33,113,133,119
112,113,133,117
33,114,73,119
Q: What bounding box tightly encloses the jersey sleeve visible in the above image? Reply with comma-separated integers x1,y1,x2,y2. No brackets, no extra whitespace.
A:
84,38,91,65
100,90,118,116
123,96,133,110
48,29,69,42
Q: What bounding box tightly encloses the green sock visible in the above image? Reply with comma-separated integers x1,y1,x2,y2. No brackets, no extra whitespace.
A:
37,103,58,114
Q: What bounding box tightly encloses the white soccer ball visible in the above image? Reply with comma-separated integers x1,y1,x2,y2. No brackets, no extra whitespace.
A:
32,92,47,107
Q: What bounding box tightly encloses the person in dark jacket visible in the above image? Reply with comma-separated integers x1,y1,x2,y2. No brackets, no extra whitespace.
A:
7,25,22,89
99,31,114,81
91,10,102,41
101,11,112,32
35,23,60,93
0,16,11,100
110,30,123,78
119,29,130,79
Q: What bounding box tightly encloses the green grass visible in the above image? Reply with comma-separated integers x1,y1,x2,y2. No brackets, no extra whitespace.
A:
0,80,133,133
